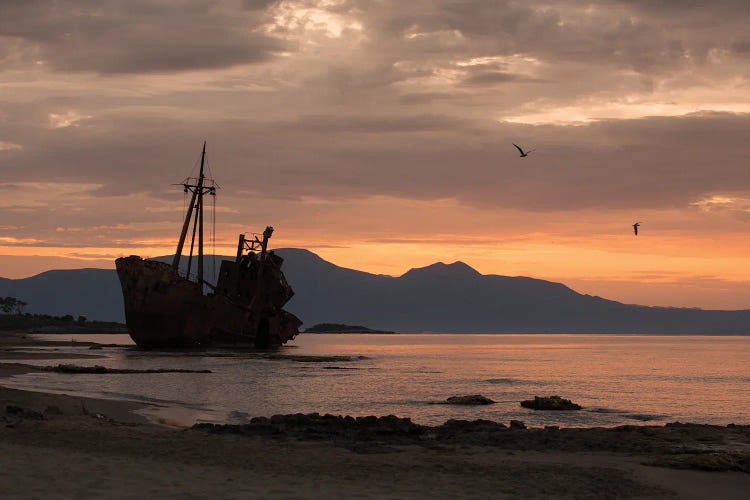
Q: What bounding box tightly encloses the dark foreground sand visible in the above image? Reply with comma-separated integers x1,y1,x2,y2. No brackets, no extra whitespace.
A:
1,334,749,499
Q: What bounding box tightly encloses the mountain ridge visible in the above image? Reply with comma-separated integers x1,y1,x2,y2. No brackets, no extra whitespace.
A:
2,248,750,333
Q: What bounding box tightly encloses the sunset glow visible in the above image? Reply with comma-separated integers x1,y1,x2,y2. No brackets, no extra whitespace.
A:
2,0,750,309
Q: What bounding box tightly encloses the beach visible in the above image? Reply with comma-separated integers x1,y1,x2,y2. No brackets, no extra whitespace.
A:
2,333,750,499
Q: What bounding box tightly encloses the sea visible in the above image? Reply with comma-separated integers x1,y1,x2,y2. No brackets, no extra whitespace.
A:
4,334,749,428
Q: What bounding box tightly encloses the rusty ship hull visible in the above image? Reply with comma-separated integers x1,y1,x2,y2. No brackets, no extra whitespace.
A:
115,143,302,348
117,253,301,348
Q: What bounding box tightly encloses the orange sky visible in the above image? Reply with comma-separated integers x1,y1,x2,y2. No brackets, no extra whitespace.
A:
2,1,750,309
3,198,750,309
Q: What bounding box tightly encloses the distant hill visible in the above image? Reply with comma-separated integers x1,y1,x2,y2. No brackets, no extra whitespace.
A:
304,323,395,334
0,268,123,321
2,248,750,334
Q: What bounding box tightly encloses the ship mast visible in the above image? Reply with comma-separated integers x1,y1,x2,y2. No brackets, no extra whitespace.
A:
172,142,216,289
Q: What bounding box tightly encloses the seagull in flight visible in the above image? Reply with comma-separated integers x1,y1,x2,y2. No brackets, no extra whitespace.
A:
513,143,535,157
632,222,641,236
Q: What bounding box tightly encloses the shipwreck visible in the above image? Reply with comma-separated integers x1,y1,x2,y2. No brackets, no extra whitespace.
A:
115,143,301,348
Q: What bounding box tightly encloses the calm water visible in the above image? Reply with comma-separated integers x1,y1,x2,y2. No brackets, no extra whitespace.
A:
4,334,749,427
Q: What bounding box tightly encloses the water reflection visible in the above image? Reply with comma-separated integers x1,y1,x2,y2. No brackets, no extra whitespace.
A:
4,334,748,427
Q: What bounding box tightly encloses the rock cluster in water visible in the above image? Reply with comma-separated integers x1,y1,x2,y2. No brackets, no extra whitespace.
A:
443,394,496,405
520,396,582,411
43,364,212,374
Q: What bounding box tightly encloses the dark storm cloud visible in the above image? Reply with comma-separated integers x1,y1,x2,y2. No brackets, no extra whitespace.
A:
0,0,286,73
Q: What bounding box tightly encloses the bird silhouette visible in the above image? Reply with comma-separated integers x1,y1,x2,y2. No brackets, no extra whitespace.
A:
513,143,535,157
633,222,641,236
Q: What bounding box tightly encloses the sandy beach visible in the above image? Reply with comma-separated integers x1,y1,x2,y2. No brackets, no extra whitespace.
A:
2,333,749,499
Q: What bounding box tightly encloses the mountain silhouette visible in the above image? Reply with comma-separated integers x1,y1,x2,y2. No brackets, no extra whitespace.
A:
2,248,750,334
0,268,124,321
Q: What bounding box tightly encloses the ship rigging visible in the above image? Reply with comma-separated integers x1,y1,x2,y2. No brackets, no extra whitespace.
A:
172,142,218,288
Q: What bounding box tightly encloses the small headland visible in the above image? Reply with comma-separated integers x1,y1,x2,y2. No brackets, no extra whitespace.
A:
303,323,395,334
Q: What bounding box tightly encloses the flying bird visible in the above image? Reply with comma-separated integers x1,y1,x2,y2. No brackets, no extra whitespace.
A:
512,143,535,157
632,222,641,236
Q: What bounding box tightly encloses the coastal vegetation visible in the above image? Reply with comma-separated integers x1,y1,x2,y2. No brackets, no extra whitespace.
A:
0,297,27,315
0,297,126,333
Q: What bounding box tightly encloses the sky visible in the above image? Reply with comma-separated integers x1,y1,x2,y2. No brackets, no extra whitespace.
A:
1,0,750,309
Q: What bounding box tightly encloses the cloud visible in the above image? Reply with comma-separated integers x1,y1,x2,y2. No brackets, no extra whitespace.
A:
279,113,471,133
349,1,695,73
2,108,750,214
459,70,546,86
48,111,92,128
0,141,23,151
0,0,287,74
1,0,750,309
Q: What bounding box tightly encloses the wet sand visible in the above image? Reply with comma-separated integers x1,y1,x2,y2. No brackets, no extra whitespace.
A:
1,333,749,499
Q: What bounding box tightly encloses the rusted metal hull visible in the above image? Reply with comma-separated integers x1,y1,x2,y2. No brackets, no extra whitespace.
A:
115,256,301,348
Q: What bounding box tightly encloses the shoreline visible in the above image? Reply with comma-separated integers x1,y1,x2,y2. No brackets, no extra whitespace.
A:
2,379,749,499
2,332,749,497
2,331,749,430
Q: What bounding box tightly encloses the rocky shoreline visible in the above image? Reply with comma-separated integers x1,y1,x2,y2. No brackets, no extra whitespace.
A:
3,384,749,476
1,332,750,498
193,412,750,471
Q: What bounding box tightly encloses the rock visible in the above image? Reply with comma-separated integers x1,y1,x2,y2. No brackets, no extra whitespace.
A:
55,364,108,374
44,405,63,416
47,364,212,374
444,394,496,405
520,395,582,411
644,452,750,473
5,405,45,420
195,413,424,440
441,419,507,433
509,420,527,430
5,405,23,415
